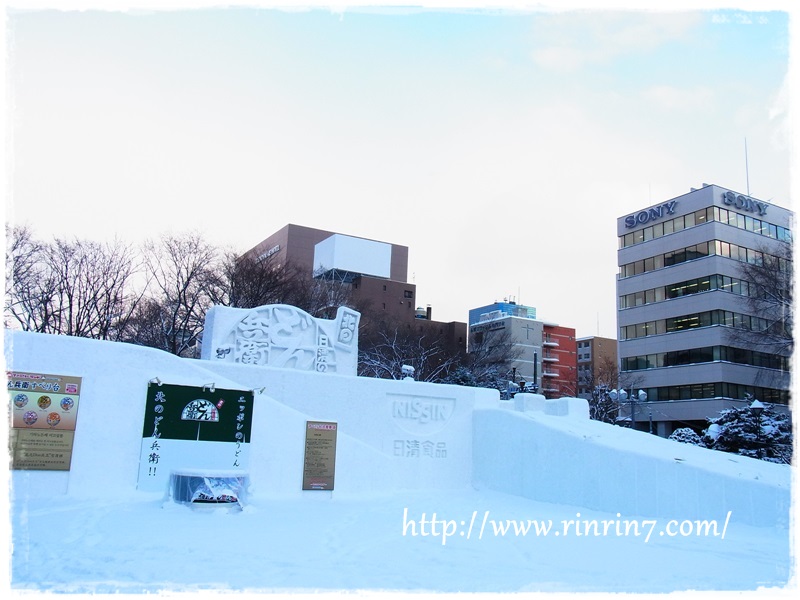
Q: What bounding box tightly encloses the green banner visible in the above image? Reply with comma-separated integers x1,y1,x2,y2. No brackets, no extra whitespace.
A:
142,382,253,443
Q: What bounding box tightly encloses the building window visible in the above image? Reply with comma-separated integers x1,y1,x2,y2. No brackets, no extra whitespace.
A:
619,309,770,341
618,205,791,249
619,240,788,279
620,345,789,372
641,382,788,404
404,290,413,298
619,273,758,309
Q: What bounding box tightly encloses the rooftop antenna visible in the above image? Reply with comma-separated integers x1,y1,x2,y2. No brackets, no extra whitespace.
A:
745,138,750,196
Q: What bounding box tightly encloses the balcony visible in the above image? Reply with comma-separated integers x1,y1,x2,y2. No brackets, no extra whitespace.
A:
542,355,559,363
542,370,559,378
543,338,559,347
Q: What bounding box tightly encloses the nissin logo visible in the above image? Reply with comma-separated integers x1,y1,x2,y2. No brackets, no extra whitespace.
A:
390,395,455,435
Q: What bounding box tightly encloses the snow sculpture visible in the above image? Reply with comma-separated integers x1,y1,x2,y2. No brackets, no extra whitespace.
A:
200,304,360,376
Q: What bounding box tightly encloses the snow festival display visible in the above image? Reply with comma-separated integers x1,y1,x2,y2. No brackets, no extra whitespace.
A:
200,303,360,376
8,370,82,471
137,380,254,495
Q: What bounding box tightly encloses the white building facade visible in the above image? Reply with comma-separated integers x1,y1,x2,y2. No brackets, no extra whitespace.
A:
616,184,792,437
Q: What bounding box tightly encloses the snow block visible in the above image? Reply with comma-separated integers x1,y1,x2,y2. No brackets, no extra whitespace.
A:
513,393,589,420
200,303,360,376
6,330,791,531
6,330,493,500
472,407,790,528
544,397,590,419
513,392,546,413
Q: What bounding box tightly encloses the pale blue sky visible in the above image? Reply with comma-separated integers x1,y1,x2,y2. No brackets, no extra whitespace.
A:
4,1,795,338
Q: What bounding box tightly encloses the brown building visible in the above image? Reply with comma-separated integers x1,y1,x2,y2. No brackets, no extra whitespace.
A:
246,224,467,354
576,336,618,399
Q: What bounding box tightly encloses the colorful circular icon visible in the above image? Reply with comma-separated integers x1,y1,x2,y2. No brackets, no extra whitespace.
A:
23,411,38,425
37,395,52,409
14,393,29,408
47,412,61,427
60,397,74,411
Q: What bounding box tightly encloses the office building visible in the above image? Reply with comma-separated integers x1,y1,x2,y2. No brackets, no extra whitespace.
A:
469,301,577,397
616,184,792,436
246,224,467,354
576,336,618,399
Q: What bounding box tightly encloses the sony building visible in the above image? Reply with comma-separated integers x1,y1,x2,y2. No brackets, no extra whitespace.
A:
616,184,792,436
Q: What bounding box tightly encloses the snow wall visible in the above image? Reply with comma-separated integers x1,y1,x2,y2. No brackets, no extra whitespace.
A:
5,330,791,528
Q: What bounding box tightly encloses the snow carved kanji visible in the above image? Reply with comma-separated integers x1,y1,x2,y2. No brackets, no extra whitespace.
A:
200,304,360,376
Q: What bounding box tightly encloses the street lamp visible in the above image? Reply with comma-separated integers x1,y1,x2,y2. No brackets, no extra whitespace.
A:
749,397,765,442
609,388,647,430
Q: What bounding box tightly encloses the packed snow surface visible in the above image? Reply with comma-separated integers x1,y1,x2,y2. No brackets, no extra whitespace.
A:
4,330,796,596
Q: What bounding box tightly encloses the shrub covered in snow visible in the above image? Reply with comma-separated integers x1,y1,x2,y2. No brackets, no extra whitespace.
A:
703,403,793,464
669,427,706,447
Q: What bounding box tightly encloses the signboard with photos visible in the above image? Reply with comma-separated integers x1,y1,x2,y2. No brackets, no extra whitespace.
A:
137,380,254,493
8,371,83,471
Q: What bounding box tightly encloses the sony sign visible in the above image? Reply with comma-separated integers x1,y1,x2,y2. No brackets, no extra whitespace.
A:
721,191,768,216
624,201,678,228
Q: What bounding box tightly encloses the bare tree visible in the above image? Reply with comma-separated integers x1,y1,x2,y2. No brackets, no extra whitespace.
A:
728,241,792,354
726,240,792,391
588,387,620,424
463,327,522,384
583,354,624,423
130,232,220,356
5,226,144,339
358,318,461,382
46,238,144,339
285,267,359,320
436,328,521,391
5,225,57,331
211,249,299,309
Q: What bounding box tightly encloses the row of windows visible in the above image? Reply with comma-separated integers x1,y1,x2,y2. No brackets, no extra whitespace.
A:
619,205,792,249
620,345,789,372
619,309,769,341
619,273,756,309
619,239,789,279
637,382,788,405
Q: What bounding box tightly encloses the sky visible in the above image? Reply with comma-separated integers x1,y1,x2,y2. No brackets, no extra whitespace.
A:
2,0,795,339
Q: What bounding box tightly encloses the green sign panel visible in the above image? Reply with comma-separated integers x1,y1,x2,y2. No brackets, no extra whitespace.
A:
142,382,253,443
137,381,255,492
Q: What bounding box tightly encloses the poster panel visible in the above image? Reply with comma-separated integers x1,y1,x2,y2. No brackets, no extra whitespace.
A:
302,421,338,491
7,371,82,471
137,381,254,492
